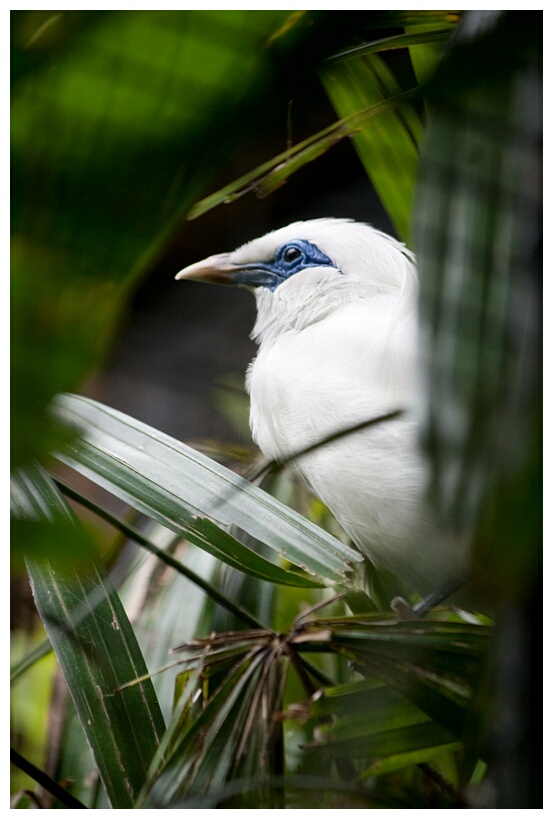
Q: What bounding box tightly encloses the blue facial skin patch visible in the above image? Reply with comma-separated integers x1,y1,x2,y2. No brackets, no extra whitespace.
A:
232,239,336,291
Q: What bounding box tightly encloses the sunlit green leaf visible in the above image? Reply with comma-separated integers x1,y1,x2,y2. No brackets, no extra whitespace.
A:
320,51,423,241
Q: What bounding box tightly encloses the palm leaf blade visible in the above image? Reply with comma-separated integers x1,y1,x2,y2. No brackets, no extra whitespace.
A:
52,394,361,584
13,464,166,808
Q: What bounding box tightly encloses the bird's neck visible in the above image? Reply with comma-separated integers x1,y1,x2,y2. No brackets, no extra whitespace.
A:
250,277,371,347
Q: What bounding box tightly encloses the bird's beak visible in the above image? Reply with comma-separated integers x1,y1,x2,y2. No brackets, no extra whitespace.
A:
175,252,238,286
176,252,281,290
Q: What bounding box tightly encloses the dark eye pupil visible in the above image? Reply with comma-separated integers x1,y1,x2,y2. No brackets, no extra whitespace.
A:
284,247,301,263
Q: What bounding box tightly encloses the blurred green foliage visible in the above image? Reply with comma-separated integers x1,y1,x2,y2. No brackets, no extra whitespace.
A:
11,10,541,810
11,10,317,470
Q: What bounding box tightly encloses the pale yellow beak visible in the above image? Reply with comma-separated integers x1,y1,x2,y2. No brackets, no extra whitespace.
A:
175,253,237,285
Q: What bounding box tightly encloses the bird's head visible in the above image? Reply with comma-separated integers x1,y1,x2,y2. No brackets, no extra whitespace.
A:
176,218,417,344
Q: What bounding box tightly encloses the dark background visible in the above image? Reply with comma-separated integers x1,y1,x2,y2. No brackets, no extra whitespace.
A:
83,74,394,448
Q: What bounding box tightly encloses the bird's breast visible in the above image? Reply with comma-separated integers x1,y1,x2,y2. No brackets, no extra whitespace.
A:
247,302,415,461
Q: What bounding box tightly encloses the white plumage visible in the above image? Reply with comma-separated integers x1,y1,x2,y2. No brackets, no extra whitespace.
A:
177,218,468,599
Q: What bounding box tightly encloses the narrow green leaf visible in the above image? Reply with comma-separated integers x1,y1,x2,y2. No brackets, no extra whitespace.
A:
11,464,75,521
13,463,166,808
314,718,457,760
188,89,419,219
26,560,166,808
316,701,429,745
320,52,422,241
144,636,288,807
51,394,361,584
184,517,324,588
52,479,267,629
296,616,491,737
326,26,454,66
307,674,460,771
359,731,460,778
310,677,406,719
144,649,268,806
342,651,470,739
403,23,454,87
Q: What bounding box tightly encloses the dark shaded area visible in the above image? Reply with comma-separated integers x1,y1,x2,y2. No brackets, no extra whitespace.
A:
12,10,403,470
86,73,393,446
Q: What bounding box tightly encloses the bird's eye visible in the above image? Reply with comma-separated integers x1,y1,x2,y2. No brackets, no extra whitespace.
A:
283,246,302,264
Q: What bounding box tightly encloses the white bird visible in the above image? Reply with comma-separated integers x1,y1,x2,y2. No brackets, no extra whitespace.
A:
176,218,469,602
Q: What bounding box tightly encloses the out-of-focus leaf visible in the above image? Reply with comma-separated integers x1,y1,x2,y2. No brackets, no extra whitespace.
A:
10,633,58,803
412,11,542,595
314,718,458,763
403,22,454,86
319,19,460,240
413,13,542,807
47,688,111,809
10,9,342,471
358,738,460,778
11,463,101,569
327,26,454,65
11,461,75,522
51,394,362,585
11,518,100,571
306,678,459,773
348,11,460,30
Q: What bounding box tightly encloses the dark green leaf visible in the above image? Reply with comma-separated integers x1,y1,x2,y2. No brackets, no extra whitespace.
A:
313,718,458,761
11,464,101,569
142,645,284,806
13,463,166,808
413,12,542,576
296,616,491,737
27,561,166,808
